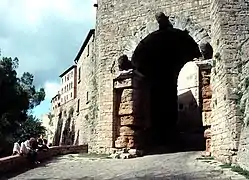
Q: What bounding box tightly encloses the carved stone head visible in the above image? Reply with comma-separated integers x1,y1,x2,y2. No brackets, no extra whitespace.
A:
199,41,213,60
118,55,133,71
155,12,173,30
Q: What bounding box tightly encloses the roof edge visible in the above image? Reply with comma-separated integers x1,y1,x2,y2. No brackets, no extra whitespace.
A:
74,29,95,63
59,65,76,78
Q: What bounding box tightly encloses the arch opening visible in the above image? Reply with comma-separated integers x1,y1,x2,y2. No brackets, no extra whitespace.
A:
130,14,208,153
113,13,213,154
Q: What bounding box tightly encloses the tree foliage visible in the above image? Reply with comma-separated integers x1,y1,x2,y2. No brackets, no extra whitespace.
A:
0,56,46,154
13,115,46,143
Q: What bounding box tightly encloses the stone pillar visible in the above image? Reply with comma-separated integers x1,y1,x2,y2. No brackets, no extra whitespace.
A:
210,0,248,163
203,128,212,157
113,72,141,149
196,60,213,155
113,70,150,150
199,66,212,127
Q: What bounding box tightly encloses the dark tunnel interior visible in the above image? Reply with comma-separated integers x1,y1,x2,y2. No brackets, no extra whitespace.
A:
130,16,205,153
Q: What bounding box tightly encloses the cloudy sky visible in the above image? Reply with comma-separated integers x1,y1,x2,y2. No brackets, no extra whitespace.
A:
0,0,96,118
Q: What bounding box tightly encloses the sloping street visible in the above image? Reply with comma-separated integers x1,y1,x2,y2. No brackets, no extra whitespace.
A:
5,152,247,180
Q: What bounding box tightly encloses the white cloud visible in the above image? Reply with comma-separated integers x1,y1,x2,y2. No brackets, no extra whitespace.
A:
44,81,61,100
0,0,96,28
0,0,96,116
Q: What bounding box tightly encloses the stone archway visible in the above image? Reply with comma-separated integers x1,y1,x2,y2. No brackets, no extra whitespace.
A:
110,15,212,76
112,13,213,153
122,15,211,61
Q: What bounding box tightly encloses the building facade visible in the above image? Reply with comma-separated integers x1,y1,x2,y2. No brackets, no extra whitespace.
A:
48,0,249,170
51,94,60,111
59,65,77,105
73,29,97,149
92,0,249,166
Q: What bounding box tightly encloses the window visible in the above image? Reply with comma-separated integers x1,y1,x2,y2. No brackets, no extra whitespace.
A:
86,91,89,104
77,99,80,112
87,44,89,57
62,78,63,83
78,67,81,82
71,92,72,98
65,76,66,82
71,82,73,89
67,75,69,81
67,84,69,91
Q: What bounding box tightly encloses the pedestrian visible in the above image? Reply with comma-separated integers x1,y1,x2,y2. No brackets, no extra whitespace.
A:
12,140,21,155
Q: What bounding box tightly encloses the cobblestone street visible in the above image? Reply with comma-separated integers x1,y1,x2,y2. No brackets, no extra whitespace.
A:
3,151,246,180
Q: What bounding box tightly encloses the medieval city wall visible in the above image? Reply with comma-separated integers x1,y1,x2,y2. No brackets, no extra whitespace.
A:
237,38,249,170
94,0,212,153
94,0,249,164
74,34,99,152
210,0,249,164
39,0,248,163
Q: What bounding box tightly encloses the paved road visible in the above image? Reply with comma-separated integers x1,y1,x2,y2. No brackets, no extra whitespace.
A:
5,151,247,180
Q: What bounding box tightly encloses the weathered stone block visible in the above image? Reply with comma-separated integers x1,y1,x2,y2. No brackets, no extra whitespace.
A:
120,126,135,136
202,111,212,126
114,78,132,89
202,85,212,99
115,136,128,148
120,115,135,126
204,129,211,138
127,139,135,148
121,89,133,103
203,99,211,111
118,101,133,115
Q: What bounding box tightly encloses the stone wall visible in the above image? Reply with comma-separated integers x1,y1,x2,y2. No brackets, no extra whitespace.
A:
50,99,77,146
44,0,249,162
94,0,212,153
75,32,99,153
0,145,88,175
199,66,212,127
210,0,249,163
41,114,55,144
236,38,249,170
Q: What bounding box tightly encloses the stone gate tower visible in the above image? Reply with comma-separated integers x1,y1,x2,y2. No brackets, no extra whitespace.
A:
92,0,249,164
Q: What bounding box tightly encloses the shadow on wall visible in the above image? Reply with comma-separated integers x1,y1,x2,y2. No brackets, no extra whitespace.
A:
74,130,80,145
61,111,76,146
53,112,63,146
177,90,202,131
113,88,122,147
177,90,205,151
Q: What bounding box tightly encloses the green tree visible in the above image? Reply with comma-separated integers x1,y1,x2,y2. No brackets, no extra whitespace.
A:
13,115,46,143
0,56,46,156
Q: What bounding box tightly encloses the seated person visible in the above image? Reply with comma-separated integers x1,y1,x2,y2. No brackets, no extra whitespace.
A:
37,138,44,151
20,139,31,156
42,139,49,151
37,138,49,151
12,140,21,155
27,137,40,164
